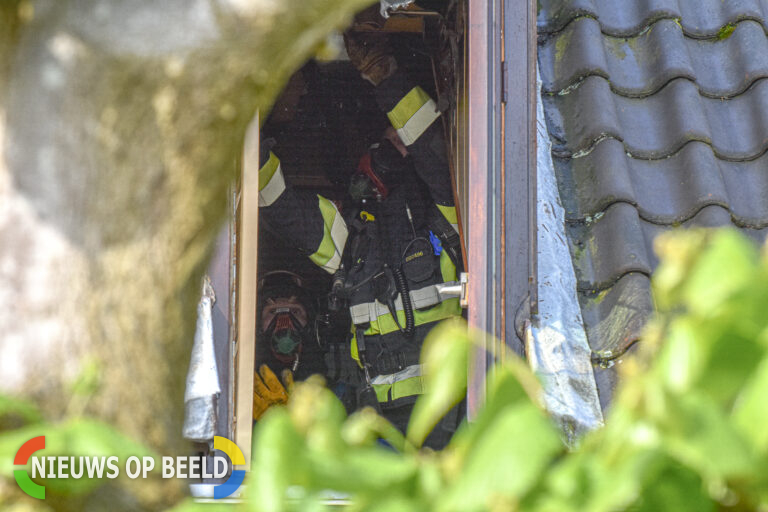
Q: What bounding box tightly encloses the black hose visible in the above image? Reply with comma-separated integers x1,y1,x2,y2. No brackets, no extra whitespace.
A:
392,266,415,338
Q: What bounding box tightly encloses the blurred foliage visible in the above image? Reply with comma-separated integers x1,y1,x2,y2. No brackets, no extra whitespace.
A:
237,228,768,511
3,228,768,509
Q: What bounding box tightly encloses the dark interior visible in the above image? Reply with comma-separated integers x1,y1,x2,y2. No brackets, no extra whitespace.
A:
254,2,461,384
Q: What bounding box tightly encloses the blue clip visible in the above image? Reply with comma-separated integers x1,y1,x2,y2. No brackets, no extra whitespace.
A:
429,231,443,256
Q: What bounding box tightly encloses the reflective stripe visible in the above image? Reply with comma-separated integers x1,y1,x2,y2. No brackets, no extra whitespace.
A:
349,256,461,364
437,204,460,236
387,87,440,146
258,152,286,207
259,164,285,206
440,250,457,282
373,383,391,402
391,376,425,401
309,196,348,274
371,365,425,402
436,204,458,224
396,99,440,146
371,364,422,385
258,151,280,189
387,87,432,129
350,297,462,363
349,281,459,325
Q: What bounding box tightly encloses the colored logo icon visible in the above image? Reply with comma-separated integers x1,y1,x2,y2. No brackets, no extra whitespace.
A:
14,436,46,499
213,436,246,499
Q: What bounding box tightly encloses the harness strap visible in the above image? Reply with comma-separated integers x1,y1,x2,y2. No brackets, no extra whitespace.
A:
349,281,459,325
374,350,420,376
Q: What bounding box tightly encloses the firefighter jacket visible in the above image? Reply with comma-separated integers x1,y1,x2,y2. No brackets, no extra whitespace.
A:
256,70,461,410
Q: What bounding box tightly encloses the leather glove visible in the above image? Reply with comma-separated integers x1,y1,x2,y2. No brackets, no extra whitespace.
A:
343,30,397,86
252,364,294,420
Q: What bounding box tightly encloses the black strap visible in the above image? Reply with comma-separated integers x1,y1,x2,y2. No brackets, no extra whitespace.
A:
374,350,420,375
347,215,377,273
428,206,463,273
354,327,382,412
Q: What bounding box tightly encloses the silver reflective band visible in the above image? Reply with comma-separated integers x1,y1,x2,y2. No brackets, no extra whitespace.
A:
370,364,423,386
396,99,440,146
349,281,459,325
259,163,286,207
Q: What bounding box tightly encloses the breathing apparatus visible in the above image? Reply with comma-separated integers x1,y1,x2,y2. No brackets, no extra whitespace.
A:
349,138,408,203
258,271,313,371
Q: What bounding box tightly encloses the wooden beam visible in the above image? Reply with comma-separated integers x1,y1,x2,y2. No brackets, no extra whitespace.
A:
233,113,260,471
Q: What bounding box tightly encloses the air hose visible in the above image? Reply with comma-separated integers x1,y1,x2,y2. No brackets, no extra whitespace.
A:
391,266,415,338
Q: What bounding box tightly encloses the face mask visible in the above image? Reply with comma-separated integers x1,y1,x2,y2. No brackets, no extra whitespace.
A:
261,300,308,365
349,139,409,202
269,311,302,361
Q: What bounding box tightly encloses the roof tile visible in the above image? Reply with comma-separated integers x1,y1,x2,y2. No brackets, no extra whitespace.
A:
540,18,768,98
538,1,768,406
557,140,768,226
545,75,768,160
538,0,768,38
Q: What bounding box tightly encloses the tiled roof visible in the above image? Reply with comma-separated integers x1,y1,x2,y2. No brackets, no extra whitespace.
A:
537,0,768,406
539,0,768,37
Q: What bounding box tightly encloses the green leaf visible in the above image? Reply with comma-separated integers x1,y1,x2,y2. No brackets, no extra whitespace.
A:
659,393,756,480
732,357,768,452
632,455,715,512
438,403,562,511
342,408,409,452
446,359,545,467
249,408,308,512
305,447,418,496
654,229,758,315
365,495,422,512
407,320,470,447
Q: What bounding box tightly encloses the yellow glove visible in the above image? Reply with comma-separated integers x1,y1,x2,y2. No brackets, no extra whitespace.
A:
252,364,293,420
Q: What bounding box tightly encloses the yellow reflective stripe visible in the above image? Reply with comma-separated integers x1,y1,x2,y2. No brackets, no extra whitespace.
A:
372,376,425,402
310,233,336,269
350,298,462,363
392,376,425,400
388,87,440,145
396,100,440,145
258,152,286,206
387,86,432,129
373,383,390,402
309,196,347,273
367,297,461,335
258,151,280,191
259,164,285,206
440,251,457,282
436,204,458,224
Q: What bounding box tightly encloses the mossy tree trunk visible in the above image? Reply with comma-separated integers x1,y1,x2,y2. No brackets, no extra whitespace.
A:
0,0,372,509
